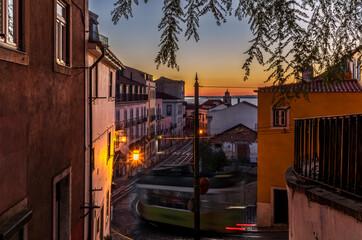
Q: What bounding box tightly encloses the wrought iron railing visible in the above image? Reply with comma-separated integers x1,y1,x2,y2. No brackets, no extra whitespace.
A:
115,93,148,103
294,114,362,197
150,115,156,122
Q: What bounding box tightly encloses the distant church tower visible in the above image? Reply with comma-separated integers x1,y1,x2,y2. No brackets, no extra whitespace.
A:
223,89,231,106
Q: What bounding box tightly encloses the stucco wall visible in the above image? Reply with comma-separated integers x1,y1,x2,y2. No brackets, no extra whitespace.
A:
88,54,115,238
0,1,86,238
208,102,257,136
257,92,362,226
287,185,362,240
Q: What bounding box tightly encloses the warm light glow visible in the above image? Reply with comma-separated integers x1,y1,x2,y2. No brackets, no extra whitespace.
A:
225,227,246,231
133,150,140,161
226,206,247,209
121,136,127,143
199,129,203,134
157,135,162,139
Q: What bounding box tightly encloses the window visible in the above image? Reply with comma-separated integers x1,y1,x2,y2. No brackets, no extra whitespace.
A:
124,109,127,121
166,105,172,116
115,109,120,122
106,190,110,222
91,147,95,171
107,132,111,160
53,169,70,240
92,65,98,97
109,70,113,98
357,59,361,80
0,0,20,47
56,0,69,65
273,108,288,127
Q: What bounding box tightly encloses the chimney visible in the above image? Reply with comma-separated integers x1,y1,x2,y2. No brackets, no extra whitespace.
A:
302,68,313,82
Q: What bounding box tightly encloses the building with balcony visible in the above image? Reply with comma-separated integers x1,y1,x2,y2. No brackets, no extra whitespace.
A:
114,66,157,176
86,11,124,240
114,70,148,176
256,79,362,227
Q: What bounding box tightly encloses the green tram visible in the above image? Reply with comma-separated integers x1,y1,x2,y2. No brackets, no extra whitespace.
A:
136,165,247,233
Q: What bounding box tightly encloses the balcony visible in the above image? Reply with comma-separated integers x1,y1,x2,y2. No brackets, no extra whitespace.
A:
294,114,362,197
288,113,362,240
115,93,148,103
150,115,156,122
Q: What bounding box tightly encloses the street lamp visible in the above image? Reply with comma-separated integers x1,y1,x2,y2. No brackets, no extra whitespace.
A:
121,136,127,143
199,129,203,135
133,150,140,161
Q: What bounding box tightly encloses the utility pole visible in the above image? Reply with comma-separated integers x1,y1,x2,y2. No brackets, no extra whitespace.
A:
193,73,200,240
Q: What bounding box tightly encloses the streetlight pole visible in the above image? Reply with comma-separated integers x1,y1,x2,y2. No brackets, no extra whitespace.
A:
193,73,200,240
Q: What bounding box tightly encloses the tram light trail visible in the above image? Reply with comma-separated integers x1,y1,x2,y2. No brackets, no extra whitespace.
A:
236,223,256,227
225,227,247,231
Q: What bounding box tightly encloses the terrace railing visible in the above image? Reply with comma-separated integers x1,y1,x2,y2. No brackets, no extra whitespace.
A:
294,114,362,197
115,93,148,103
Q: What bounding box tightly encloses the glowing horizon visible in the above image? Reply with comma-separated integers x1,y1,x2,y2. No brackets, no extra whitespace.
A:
90,0,272,96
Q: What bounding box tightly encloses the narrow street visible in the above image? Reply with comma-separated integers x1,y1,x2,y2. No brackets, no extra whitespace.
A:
110,140,288,240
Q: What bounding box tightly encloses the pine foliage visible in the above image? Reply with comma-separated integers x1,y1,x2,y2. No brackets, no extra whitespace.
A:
112,0,362,99
155,0,184,71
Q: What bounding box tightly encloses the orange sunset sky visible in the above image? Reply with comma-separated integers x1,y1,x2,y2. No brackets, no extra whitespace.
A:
90,0,272,96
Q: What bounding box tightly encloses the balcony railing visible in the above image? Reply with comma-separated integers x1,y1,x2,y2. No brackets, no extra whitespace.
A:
294,114,362,197
150,115,156,122
115,93,148,103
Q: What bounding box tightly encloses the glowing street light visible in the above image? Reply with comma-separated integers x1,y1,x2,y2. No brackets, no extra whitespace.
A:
133,150,140,161
121,136,127,143
199,129,203,134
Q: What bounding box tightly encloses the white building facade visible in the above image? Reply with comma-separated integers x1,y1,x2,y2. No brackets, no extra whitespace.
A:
85,11,123,240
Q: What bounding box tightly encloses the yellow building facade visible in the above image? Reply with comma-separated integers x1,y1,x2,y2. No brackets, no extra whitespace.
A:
256,80,362,226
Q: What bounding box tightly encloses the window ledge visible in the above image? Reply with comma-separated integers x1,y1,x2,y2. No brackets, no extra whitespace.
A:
0,44,29,65
54,62,72,75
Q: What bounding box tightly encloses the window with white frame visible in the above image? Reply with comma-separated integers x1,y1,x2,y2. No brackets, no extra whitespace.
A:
0,0,21,47
56,0,69,65
273,108,288,127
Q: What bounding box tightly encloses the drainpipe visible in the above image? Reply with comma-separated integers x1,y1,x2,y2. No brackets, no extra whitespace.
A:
88,46,105,240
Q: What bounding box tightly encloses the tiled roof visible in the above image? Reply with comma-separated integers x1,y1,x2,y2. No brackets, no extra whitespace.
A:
117,75,144,85
156,92,180,100
156,76,184,83
256,79,362,93
200,99,226,109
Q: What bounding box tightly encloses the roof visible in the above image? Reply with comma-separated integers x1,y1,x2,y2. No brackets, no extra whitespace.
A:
200,99,227,110
256,79,362,93
155,76,185,84
156,92,181,100
241,101,257,108
125,66,153,81
116,74,144,85
215,123,256,136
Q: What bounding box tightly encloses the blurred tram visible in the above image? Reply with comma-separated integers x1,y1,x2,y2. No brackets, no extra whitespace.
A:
136,165,249,233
